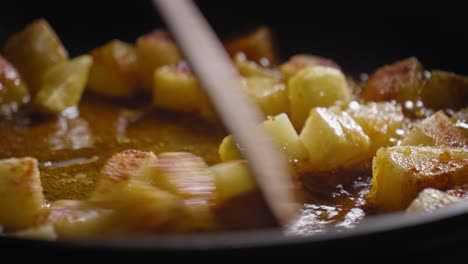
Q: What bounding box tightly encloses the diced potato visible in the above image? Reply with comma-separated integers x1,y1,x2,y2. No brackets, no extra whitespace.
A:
241,76,288,116
406,188,460,214
260,113,308,162
0,56,30,115
451,107,468,138
299,108,370,171
45,200,115,238
0,158,45,229
136,30,182,91
225,26,277,65
361,57,424,103
280,54,341,80
34,55,93,114
218,135,243,161
233,53,281,79
421,70,468,111
3,19,68,92
87,40,139,98
367,146,468,211
288,66,351,130
139,152,217,230
89,149,183,232
12,224,57,240
401,111,467,148
346,101,405,159
153,62,206,113
210,161,257,202
219,113,308,162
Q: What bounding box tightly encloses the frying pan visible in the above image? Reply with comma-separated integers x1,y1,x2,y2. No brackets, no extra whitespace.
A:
0,0,467,256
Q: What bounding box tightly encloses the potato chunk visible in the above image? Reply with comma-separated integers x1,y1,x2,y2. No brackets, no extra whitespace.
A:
233,53,280,79
241,76,288,116
225,26,277,64
280,54,341,80
45,200,115,238
406,188,460,214
0,158,45,229
3,19,68,92
0,56,30,115
136,30,182,91
346,101,405,159
421,70,468,111
139,152,217,231
401,111,468,148
299,107,370,171
87,40,139,98
12,224,57,240
153,62,206,114
34,55,93,114
89,150,183,232
288,66,351,130
361,57,424,103
209,161,256,202
367,146,468,211
219,113,308,162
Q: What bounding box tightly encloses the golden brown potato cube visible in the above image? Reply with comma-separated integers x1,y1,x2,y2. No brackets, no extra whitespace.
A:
0,158,45,229
218,135,244,161
34,55,93,114
299,107,370,171
361,57,424,103
401,111,467,148
136,30,182,91
0,56,30,115
210,161,257,203
288,66,351,130
233,53,281,79
346,101,405,159
225,26,278,65
421,70,468,110
280,54,341,80
406,188,460,214
87,40,139,98
367,146,468,211
89,150,183,232
3,19,68,92
44,200,115,238
140,152,217,230
241,76,288,116
153,62,206,113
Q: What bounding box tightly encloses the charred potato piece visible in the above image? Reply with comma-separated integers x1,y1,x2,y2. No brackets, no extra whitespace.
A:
136,30,182,91
34,55,93,114
241,76,288,116
361,57,424,103
0,158,45,229
139,152,217,231
401,111,468,148
44,200,115,238
87,40,139,98
3,19,68,92
0,56,30,115
288,66,351,130
421,70,468,110
280,54,341,80
225,26,278,65
346,101,405,159
89,150,183,232
367,146,468,211
299,107,370,171
153,62,206,114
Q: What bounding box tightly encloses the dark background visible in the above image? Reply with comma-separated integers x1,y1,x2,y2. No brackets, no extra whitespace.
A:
0,1,467,75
